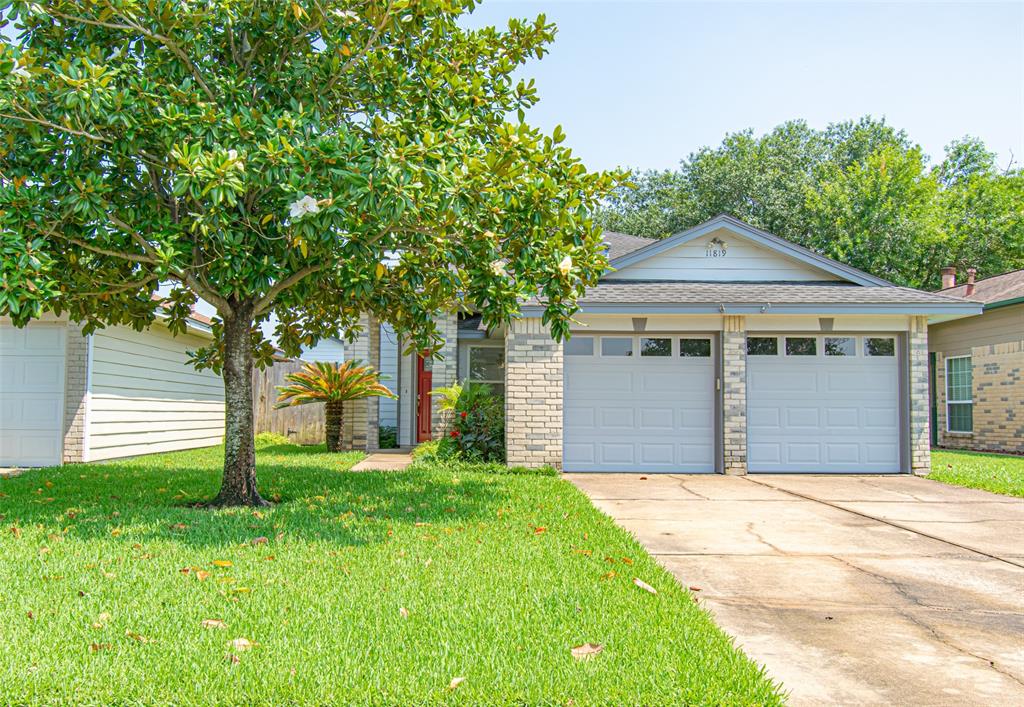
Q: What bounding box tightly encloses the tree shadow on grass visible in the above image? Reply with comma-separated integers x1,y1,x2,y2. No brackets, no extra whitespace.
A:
0,452,505,550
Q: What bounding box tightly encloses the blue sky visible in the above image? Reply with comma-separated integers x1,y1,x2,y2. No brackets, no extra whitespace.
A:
461,1,1024,172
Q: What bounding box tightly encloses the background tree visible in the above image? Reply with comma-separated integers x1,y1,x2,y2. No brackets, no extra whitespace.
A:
275,360,396,453
599,117,1023,289
0,1,622,505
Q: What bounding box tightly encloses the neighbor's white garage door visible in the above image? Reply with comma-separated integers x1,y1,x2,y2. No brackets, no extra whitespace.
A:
747,334,901,473
0,324,66,467
564,334,716,473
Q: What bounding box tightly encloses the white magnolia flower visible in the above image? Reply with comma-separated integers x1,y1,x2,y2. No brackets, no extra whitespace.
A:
289,195,321,220
558,254,573,276
227,149,238,160
490,260,507,277
332,9,359,21
10,65,30,80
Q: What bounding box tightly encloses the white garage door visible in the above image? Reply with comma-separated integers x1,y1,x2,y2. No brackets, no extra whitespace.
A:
747,334,901,473
0,324,66,467
564,335,716,473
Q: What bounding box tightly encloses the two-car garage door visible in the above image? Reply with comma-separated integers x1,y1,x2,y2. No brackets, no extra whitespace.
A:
563,332,902,474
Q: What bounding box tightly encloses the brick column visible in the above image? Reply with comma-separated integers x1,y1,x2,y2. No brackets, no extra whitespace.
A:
908,315,931,474
63,323,89,463
721,315,747,475
365,318,381,451
505,317,562,469
430,313,459,437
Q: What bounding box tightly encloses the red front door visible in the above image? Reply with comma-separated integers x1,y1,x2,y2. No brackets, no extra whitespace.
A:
416,354,433,443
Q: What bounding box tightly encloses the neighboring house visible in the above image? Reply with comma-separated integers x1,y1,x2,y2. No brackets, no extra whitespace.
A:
0,312,223,467
929,268,1023,453
351,215,981,474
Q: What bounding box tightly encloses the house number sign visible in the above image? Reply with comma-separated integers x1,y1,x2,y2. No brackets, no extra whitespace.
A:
705,237,728,258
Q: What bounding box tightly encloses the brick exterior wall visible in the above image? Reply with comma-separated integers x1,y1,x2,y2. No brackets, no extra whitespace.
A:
934,340,1023,454
62,323,89,463
908,316,931,474
505,317,562,469
430,313,459,437
721,315,747,475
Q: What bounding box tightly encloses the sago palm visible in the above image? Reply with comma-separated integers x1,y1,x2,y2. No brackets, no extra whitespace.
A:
275,360,397,452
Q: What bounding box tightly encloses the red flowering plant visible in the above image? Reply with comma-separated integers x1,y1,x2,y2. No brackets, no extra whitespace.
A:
437,382,505,462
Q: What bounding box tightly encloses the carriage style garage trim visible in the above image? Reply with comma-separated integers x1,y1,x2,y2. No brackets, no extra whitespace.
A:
504,215,981,475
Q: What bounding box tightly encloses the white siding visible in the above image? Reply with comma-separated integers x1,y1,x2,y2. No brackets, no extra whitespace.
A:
300,337,345,363
607,228,841,282
87,325,224,461
379,324,399,429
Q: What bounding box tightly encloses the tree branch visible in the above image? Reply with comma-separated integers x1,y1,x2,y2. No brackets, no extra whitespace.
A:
253,265,324,315
0,110,110,143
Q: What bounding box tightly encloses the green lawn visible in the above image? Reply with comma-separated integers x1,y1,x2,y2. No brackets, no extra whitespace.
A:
0,440,781,705
930,448,1024,498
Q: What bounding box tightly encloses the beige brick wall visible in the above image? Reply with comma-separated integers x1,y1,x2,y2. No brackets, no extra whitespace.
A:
908,316,931,474
934,339,1023,454
722,315,747,475
505,317,562,468
62,323,89,463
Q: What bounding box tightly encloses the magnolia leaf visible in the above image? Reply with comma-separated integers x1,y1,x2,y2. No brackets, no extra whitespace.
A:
399,607,410,618
633,578,657,595
202,619,227,629
228,637,254,652
571,643,604,660
448,677,466,690
212,560,233,568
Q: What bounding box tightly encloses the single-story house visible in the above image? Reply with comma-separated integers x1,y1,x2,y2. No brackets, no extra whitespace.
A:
929,267,1023,453
352,215,983,474
0,311,224,467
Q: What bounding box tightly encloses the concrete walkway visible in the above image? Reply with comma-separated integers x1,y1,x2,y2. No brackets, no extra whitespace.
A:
350,451,414,472
567,473,1024,706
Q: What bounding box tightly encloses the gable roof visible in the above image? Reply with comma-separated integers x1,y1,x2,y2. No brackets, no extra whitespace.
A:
603,231,655,260
607,214,892,287
939,269,1024,306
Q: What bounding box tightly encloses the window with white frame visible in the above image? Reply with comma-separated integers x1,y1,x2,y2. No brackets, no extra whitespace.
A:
945,356,973,433
468,346,505,396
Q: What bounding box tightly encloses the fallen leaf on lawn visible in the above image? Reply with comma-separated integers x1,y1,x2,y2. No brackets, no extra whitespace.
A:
226,653,241,664
110,528,122,537
89,643,112,653
252,510,265,520
533,526,547,535
201,619,227,630
39,546,50,555
399,607,409,618
26,611,34,620
169,523,188,531
125,630,154,644
195,570,210,581
414,522,430,527
688,586,702,592
600,571,616,580
263,555,275,561
251,536,268,546
571,643,604,660
633,578,657,595
448,677,466,690
572,548,592,556
212,560,233,568
231,587,251,594
423,558,432,568
102,571,116,579
620,557,634,565
228,637,254,652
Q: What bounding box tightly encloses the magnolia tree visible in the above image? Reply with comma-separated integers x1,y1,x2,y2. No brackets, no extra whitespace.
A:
0,1,622,505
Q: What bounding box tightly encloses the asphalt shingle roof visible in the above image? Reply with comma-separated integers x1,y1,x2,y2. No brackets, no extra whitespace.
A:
603,231,655,260
939,269,1024,305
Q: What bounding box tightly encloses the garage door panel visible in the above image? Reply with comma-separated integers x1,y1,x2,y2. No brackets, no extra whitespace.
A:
748,334,900,474
1,324,66,467
564,339,715,473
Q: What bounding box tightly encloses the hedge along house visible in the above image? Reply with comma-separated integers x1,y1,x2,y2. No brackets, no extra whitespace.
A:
353,215,983,474
929,267,1024,453
0,311,223,467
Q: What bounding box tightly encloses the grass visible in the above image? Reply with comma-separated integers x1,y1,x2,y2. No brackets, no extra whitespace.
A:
0,440,781,705
929,448,1024,497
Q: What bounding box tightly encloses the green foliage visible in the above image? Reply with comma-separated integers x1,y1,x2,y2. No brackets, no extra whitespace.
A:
599,118,1023,289
378,425,398,450
443,381,505,462
254,431,291,447
0,443,781,703
274,360,395,408
410,439,441,461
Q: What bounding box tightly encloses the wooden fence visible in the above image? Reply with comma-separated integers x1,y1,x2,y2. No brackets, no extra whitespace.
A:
252,359,324,445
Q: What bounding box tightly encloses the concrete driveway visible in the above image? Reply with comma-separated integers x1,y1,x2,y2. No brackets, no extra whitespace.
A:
567,473,1024,706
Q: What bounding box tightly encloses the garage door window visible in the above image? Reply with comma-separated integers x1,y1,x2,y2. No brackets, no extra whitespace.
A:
601,337,633,357
565,337,594,356
824,337,855,356
946,356,973,433
640,337,671,357
864,337,895,356
785,337,817,356
680,338,711,357
747,337,778,355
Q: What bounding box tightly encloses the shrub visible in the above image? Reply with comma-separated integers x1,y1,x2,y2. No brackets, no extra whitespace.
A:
411,440,440,460
255,432,291,447
378,426,398,449
445,382,505,462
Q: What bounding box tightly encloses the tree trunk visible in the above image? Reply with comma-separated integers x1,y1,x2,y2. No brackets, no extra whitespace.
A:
211,307,268,507
325,400,344,452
